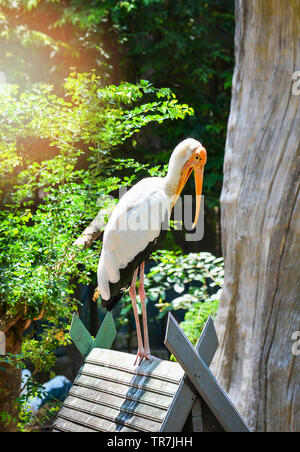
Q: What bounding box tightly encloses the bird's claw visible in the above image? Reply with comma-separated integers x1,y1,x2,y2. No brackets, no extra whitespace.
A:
134,349,152,366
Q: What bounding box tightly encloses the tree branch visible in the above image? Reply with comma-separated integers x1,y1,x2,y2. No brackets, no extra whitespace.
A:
72,206,113,249
0,311,22,334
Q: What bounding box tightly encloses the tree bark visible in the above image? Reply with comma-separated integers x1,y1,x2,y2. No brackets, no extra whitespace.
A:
211,0,300,432
0,321,26,432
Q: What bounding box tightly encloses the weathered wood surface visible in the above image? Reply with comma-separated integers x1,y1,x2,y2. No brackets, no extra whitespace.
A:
54,407,140,432
160,380,197,432
53,348,184,432
86,348,184,383
54,317,249,432
52,418,99,432
73,374,173,410
165,314,252,432
190,399,203,433
63,395,162,431
211,0,300,432
68,386,167,422
80,363,179,396
161,316,218,432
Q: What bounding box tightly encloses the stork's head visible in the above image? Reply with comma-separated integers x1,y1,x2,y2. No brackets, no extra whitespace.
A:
168,138,207,229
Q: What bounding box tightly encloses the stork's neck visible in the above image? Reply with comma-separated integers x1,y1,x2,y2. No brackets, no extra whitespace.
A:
163,160,182,199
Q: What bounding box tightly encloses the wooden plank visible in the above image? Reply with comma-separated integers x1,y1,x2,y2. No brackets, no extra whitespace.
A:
53,417,98,432
160,316,219,432
57,406,140,432
160,378,197,432
80,363,180,397
194,316,219,365
190,398,203,432
63,396,161,432
68,385,167,422
164,314,252,433
70,313,94,358
86,348,184,384
73,374,173,410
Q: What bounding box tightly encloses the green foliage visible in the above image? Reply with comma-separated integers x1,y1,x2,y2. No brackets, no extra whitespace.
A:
145,251,224,344
51,0,234,207
18,401,61,432
1,0,234,207
0,71,192,425
114,250,223,347
0,0,233,429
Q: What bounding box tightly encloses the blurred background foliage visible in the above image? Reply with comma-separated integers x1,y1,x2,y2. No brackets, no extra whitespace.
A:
1,0,234,253
0,0,233,430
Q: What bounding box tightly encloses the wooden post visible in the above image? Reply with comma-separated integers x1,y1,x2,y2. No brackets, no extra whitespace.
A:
164,313,252,432
160,316,218,432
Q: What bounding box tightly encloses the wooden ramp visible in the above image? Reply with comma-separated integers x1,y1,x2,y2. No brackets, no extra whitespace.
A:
52,313,252,432
52,349,185,432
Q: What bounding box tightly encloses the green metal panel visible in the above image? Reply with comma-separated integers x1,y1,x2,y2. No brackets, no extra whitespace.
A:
70,312,117,358
93,312,116,350
70,313,94,358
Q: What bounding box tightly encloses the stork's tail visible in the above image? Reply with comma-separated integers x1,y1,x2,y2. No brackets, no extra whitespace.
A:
101,291,124,312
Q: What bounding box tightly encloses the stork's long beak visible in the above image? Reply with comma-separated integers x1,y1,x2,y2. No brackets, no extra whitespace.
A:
173,146,207,230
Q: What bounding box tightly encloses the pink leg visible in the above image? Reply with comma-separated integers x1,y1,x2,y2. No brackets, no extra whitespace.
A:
129,267,144,366
139,262,151,360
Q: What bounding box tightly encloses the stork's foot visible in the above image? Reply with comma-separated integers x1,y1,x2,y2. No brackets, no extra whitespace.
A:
143,350,152,361
134,348,145,366
134,349,153,366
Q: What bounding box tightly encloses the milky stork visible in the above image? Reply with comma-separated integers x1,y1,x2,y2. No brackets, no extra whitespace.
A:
94,138,207,364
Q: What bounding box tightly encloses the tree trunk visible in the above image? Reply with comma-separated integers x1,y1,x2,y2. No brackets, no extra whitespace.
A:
0,322,25,432
212,0,300,432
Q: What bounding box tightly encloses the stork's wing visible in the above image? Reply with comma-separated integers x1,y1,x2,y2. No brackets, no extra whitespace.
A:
97,183,171,300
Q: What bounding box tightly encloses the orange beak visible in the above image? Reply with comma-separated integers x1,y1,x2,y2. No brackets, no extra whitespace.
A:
173,146,207,229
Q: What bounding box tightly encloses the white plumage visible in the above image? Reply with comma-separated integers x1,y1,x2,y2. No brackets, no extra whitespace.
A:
98,177,171,300
95,138,207,364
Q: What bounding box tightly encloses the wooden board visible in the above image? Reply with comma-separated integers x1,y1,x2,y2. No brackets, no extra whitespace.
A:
160,316,218,432
53,348,185,433
53,314,251,433
80,362,180,396
55,406,140,432
86,348,184,383
164,313,252,433
73,373,173,410
63,395,161,432
68,385,168,422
